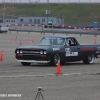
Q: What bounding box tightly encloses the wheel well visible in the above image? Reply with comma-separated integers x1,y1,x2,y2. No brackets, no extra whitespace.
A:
84,52,95,59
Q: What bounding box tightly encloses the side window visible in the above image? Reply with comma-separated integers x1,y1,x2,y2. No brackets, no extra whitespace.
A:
42,19,45,22
66,38,78,46
34,19,36,24
20,19,23,22
29,19,32,22
57,38,65,45
71,38,78,46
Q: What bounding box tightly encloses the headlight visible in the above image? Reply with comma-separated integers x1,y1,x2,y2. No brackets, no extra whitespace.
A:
44,51,47,54
20,50,22,54
17,50,19,54
40,51,43,54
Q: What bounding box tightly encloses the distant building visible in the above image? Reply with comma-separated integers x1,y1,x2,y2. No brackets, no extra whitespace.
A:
4,16,64,25
6,18,18,25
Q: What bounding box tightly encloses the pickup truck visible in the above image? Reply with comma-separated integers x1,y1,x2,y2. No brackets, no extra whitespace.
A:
15,36,100,66
0,25,9,33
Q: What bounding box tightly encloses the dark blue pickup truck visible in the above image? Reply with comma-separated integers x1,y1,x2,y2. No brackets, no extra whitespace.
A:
15,36,100,66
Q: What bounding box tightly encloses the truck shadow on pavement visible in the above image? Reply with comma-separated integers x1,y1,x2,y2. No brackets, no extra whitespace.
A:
15,61,98,68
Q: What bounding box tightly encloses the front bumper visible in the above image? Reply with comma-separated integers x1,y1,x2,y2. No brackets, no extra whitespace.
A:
17,60,50,63
15,54,52,64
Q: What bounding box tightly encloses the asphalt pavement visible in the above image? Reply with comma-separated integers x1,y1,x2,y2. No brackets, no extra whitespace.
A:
0,31,100,100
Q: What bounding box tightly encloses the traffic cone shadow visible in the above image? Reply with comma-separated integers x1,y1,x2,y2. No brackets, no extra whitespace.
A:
1,50,4,56
55,62,62,75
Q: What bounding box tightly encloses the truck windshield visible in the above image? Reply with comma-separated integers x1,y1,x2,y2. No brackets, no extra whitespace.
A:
37,37,65,45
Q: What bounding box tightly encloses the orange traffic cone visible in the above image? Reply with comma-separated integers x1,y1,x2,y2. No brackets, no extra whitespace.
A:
26,40,29,43
19,40,22,45
0,52,3,62
31,39,34,42
94,38,96,44
10,40,12,43
55,62,62,74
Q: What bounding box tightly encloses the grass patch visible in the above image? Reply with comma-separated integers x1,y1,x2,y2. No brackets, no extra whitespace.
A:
0,3,100,26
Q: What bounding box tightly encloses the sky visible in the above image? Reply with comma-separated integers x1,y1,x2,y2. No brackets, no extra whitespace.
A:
0,0,100,3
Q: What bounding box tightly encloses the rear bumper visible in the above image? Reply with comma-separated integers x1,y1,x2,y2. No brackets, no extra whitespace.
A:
17,60,50,63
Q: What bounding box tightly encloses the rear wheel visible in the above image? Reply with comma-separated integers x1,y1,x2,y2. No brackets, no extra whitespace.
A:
21,62,31,66
83,54,95,64
50,54,60,66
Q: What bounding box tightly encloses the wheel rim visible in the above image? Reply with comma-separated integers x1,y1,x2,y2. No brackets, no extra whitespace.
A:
88,55,94,64
54,54,60,65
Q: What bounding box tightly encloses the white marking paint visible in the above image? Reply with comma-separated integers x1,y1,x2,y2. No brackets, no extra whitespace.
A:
0,73,83,78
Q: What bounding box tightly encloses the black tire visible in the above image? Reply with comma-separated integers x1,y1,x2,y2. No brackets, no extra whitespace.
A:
83,54,95,64
50,54,60,66
21,62,31,66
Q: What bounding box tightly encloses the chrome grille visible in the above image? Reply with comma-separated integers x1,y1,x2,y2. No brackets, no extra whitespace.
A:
22,50,40,55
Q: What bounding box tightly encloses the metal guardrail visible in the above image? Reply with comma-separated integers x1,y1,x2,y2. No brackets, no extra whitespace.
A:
9,26,100,35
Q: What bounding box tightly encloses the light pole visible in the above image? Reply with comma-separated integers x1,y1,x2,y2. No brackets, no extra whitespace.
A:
58,0,59,3
29,0,31,4
3,0,5,26
89,0,90,3
47,0,49,4
68,0,70,4
79,0,80,3
62,13,64,27
46,9,50,25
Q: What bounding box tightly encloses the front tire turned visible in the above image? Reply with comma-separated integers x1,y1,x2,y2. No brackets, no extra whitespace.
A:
50,54,60,66
21,62,31,66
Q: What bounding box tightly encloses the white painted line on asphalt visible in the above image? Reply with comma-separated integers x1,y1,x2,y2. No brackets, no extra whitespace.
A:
0,76,18,78
63,73,82,76
0,73,83,78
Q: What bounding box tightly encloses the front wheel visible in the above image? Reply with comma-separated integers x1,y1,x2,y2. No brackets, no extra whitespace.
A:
83,54,95,64
50,54,60,66
21,62,31,66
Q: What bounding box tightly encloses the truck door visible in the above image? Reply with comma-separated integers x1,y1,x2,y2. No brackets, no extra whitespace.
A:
64,38,80,62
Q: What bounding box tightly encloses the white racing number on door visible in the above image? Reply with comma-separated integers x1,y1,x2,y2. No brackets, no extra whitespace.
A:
65,48,78,56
